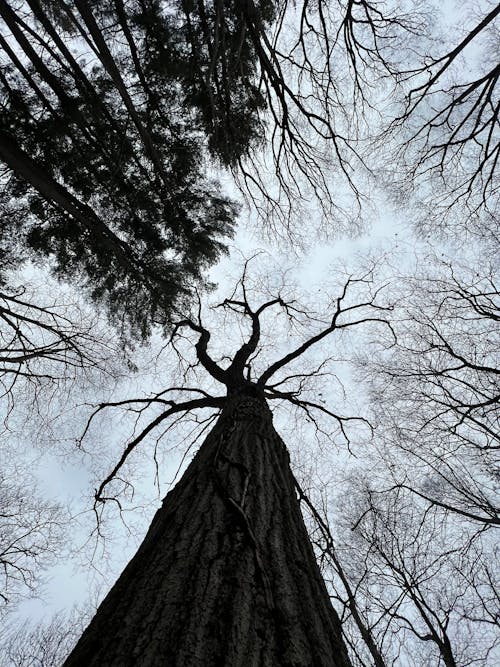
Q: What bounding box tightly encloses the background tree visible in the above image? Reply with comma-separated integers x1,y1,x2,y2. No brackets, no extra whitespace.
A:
0,277,121,418
256,0,499,236
364,252,499,528
385,1,500,239
325,474,499,667
0,604,96,666
308,250,499,666
0,268,127,617
0,460,65,616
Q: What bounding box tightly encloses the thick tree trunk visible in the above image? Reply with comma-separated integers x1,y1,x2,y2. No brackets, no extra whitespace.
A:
64,395,351,666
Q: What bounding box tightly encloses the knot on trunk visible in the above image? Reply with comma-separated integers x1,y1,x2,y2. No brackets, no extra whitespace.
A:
224,391,270,424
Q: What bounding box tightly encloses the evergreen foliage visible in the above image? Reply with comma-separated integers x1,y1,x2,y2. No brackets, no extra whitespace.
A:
0,0,276,337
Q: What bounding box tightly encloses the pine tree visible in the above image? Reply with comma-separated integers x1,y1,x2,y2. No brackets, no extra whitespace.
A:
0,0,276,336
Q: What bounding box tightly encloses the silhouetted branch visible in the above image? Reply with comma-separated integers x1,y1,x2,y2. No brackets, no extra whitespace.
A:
87,263,390,512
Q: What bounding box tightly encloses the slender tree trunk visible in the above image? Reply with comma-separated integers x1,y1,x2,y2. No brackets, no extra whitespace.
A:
64,394,351,666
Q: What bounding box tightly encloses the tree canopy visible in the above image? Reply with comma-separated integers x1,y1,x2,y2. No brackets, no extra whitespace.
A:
0,0,280,336
0,1,498,665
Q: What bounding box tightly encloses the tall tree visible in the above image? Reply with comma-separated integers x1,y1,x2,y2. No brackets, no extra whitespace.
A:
1,1,498,664
0,0,263,335
62,267,390,665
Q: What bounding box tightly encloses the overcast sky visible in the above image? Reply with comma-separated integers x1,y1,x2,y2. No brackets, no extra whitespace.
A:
1,3,496,666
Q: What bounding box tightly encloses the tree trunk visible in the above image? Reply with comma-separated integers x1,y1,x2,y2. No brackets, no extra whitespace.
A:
64,395,351,666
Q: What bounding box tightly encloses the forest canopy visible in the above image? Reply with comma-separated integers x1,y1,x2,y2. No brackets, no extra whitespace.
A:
0,1,498,666
1,0,498,333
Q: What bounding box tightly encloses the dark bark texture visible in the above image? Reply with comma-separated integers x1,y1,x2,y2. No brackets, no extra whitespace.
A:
64,395,351,666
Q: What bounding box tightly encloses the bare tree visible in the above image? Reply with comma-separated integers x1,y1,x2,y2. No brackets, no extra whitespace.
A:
334,479,499,667
323,249,500,665
264,0,499,237
0,279,120,419
0,604,95,666
0,272,127,617
60,262,391,666
295,478,388,667
0,461,65,616
387,1,499,237
363,252,499,527
313,0,499,237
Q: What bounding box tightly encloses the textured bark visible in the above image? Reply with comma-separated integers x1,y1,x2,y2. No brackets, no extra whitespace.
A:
64,395,351,666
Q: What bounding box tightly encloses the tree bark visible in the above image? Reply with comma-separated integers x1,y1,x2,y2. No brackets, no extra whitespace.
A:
64,395,351,666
